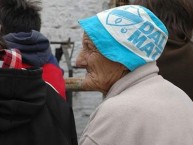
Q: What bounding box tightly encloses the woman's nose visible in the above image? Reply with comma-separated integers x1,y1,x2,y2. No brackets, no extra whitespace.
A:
76,51,87,68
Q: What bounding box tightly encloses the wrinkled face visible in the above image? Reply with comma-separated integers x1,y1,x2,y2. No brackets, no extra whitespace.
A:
76,33,128,95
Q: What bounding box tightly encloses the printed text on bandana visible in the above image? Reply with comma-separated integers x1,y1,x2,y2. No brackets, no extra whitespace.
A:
128,21,166,60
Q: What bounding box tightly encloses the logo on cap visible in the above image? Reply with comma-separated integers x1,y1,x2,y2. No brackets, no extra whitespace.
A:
100,6,168,60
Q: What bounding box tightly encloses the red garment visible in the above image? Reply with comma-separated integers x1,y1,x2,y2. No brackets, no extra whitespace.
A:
22,63,66,100
42,63,66,100
0,49,66,100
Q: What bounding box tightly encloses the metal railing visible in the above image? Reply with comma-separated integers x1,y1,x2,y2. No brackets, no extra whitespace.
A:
51,38,75,105
51,38,74,77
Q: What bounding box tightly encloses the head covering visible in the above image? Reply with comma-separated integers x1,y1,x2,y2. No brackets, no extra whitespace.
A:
79,5,168,71
3,30,59,67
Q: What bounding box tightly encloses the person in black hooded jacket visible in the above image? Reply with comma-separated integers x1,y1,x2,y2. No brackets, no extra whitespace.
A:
0,37,78,145
0,0,67,100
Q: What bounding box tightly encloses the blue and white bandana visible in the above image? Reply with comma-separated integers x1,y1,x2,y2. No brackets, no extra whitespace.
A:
79,5,168,71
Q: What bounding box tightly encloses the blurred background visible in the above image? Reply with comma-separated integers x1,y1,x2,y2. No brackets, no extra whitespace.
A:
40,0,131,138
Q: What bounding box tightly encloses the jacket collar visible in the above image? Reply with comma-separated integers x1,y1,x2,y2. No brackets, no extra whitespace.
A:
106,62,159,99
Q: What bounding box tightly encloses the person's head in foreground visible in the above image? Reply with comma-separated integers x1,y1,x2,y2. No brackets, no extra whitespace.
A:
76,5,168,95
0,0,41,35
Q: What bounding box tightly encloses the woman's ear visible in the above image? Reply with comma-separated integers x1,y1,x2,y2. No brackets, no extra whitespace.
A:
120,64,129,71
120,64,130,77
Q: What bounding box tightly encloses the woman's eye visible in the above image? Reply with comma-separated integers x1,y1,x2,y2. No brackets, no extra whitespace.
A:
88,43,94,50
83,39,96,52
84,43,90,50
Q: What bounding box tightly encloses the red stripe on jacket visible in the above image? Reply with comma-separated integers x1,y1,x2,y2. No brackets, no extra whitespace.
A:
22,63,66,100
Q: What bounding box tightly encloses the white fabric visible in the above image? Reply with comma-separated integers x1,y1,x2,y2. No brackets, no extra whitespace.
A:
79,62,193,145
97,5,168,61
0,61,3,67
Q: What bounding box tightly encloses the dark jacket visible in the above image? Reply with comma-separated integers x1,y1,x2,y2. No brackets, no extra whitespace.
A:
157,39,193,101
0,68,77,145
3,30,66,99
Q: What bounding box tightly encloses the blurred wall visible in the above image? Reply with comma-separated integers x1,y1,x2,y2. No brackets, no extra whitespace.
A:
41,0,110,66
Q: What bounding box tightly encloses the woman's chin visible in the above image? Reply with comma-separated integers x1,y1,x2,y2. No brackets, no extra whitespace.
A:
82,76,93,90
82,77,98,91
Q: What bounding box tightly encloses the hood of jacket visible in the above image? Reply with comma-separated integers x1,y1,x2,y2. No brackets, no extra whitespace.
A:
0,68,46,132
3,30,52,67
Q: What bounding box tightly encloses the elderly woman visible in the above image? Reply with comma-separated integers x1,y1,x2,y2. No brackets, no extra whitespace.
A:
76,5,193,145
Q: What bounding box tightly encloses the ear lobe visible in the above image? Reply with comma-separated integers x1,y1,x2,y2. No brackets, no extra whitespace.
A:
121,64,131,73
119,64,130,77
120,64,128,71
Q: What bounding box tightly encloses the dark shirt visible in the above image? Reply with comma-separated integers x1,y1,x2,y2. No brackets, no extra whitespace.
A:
158,39,193,101
0,68,77,145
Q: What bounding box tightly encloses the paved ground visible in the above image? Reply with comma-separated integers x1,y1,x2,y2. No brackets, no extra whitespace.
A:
73,91,103,139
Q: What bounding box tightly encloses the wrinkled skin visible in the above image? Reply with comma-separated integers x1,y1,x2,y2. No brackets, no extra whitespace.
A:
76,33,129,95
